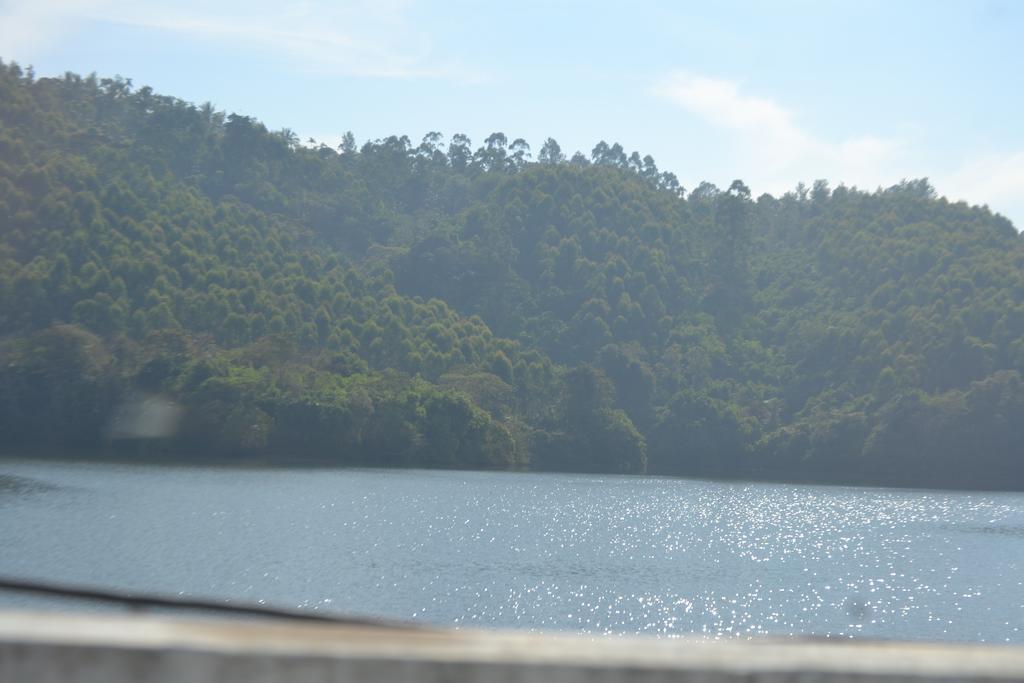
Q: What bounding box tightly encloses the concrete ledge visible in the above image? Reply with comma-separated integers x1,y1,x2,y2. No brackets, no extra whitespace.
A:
2,610,1024,682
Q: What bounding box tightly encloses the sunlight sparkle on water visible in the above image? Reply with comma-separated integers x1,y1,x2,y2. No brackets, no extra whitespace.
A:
0,463,1022,642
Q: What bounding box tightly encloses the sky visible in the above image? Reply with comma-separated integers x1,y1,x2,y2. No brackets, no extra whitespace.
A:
2,0,1023,228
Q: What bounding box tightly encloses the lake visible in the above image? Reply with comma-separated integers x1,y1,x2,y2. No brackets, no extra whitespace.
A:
0,459,1022,642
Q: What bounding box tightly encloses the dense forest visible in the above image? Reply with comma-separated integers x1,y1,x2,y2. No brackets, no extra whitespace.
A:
1,61,1022,488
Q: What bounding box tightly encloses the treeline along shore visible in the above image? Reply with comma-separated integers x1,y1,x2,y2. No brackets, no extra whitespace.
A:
1,61,1023,489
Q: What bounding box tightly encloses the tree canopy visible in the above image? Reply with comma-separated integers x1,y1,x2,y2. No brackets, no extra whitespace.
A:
1,61,1022,488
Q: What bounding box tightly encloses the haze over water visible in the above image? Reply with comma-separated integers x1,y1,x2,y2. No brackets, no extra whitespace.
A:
0,460,1021,642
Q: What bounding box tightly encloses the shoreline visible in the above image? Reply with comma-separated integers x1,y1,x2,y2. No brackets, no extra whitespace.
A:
2,448,1022,494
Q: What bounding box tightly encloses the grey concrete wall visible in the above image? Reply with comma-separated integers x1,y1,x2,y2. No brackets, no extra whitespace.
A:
2,611,1024,683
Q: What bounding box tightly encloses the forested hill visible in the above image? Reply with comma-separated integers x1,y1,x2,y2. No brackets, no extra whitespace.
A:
2,62,1023,489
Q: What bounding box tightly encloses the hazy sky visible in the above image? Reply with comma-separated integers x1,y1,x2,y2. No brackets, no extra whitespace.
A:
2,0,1022,227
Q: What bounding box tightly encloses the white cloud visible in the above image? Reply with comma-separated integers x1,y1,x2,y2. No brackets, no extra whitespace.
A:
0,0,485,83
937,151,1024,220
0,0,110,60
653,71,900,194
654,71,1024,228
106,1,485,82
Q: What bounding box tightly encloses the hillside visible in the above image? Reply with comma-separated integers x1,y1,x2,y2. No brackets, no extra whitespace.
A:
1,61,1022,488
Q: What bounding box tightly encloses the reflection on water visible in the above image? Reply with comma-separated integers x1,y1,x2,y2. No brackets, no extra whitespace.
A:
0,459,1021,643
948,524,1024,539
0,473,61,496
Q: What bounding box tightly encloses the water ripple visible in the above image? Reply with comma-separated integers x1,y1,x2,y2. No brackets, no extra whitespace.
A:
0,462,1021,642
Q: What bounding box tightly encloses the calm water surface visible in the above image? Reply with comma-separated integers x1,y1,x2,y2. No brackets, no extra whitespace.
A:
0,459,1022,642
